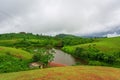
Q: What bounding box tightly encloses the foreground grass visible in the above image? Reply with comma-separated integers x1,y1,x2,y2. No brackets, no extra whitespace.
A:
0,66,120,80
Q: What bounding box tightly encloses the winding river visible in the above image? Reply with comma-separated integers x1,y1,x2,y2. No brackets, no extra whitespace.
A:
52,49,77,66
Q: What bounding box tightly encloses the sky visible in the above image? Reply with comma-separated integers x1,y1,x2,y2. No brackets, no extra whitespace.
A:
0,0,120,37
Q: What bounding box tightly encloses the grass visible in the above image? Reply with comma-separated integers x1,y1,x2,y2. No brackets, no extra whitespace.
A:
0,66,119,80
63,37,120,54
0,39,19,46
0,46,32,59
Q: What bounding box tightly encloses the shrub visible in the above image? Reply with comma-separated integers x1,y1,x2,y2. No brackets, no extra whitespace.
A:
0,55,30,73
88,61,107,66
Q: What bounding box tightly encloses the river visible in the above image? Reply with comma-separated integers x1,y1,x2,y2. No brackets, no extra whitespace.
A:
52,49,77,66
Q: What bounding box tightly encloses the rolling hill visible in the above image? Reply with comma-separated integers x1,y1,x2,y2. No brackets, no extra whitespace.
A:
62,37,120,54
0,46,32,59
62,37,120,67
0,46,32,73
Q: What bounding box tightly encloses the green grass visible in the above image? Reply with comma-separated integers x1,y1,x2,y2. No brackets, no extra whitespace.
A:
0,39,19,46
0,66,119,80
63,37,120,54
0,46,32,59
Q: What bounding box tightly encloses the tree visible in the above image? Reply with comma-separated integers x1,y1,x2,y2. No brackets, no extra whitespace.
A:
32,48,54,66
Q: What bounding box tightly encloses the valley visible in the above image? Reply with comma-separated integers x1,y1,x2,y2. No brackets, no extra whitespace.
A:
0,33,120,80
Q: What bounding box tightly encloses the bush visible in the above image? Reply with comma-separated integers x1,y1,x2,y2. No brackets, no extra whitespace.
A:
0,55,30,73
88,61,107,66
73,47,120,67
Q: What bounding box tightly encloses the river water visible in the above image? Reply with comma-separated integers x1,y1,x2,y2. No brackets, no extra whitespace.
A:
52,49,77,65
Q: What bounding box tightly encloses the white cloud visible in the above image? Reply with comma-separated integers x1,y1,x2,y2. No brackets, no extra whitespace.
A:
0,0,120,36
107,32,120,37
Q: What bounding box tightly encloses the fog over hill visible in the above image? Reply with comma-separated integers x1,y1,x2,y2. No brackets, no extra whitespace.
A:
0,0,120,37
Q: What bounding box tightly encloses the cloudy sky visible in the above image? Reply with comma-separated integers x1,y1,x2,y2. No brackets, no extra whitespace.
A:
0,0,120,36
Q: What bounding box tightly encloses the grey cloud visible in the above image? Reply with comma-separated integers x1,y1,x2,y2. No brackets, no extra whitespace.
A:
0,0,120,36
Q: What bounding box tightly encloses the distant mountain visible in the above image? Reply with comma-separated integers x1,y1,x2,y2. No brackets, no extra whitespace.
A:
55,34,80,38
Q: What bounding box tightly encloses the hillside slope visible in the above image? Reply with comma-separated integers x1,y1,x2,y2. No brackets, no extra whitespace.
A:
0,46,32,73
0,46,32,59
62,37,120,67
0,66,119,80
63,37,120,53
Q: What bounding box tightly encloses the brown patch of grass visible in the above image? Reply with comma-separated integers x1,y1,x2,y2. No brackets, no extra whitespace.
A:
0,66,120,80
49,62,67,67
0,48,3,50
34,66,120,80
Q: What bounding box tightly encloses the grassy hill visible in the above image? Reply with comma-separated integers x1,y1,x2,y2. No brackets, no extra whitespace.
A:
0,46,32,73
0,33,63,73
0,33,63,48
0,66,119,80
76,37,120,53
0,46,32,59
62,37,120,67
63,37,120,54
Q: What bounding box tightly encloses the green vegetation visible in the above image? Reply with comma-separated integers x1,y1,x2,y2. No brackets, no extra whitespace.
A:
62,37,120,67
0,32,120,74
32,48,54,66
0,46,32,59
56,34,94,46
0,46,32,73
0,66,119,80
0,46,54,73
0,33,62,48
